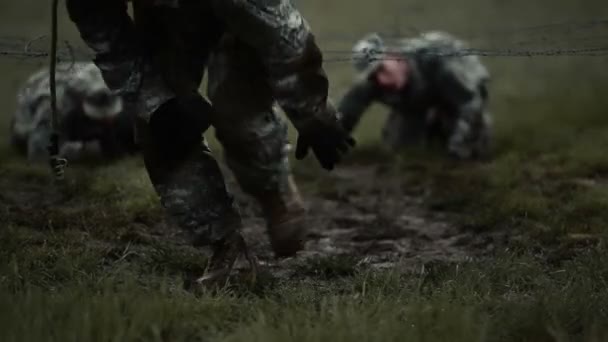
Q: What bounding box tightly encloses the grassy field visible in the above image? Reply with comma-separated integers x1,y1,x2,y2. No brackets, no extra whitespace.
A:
1,0,608,341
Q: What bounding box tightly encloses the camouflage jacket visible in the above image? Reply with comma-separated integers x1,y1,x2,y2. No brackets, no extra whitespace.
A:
66,0,334,130
12,62,121,141
11,62,137,160
338,31,490,149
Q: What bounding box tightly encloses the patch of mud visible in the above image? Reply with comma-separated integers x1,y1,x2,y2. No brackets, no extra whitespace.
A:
1,162,500,279
232,165,499,276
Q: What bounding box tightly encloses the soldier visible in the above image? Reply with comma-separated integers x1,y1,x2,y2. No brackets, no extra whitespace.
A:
338,31,492,160
10,61,138,162
65,0,355,285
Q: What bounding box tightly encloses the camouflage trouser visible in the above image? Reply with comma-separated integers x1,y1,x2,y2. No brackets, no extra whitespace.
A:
382,108,492,158
137,94,242,246
208,35,291,201
134,37,292,246
66,0,294,246
9,114,52,161
382,110,428,149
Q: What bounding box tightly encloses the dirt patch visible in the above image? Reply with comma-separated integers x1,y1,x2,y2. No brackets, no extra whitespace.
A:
0,162,500,279
233,165,500,276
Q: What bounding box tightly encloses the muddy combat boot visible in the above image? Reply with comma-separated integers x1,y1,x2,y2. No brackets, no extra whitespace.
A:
195,230,258,289
259,176,308,258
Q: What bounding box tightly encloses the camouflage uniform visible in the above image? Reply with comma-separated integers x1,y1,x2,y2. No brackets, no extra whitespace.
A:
65,0,353,280
339,31,492,159
10,62,137,162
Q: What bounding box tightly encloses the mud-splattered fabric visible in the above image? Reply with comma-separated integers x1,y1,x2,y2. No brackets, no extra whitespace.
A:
10,61,136,161
339,31,492,159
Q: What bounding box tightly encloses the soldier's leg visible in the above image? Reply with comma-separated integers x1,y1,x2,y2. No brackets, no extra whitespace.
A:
138,95,251,271
471,85,493,159
11,98,50,161
97,131,123,160
9,117,28,156
24,113,87,162
208,37,307,258
381,110,427,150
470,111,492,159
115,111,140,155
67,0,254,284
440,86,492,160
26,125,52,162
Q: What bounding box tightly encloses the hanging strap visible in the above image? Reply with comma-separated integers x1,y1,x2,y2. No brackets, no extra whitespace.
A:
48,0,68,182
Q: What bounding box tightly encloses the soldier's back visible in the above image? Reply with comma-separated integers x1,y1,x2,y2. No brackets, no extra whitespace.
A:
10,62,133,161
399,31,489,94
13,62,103,136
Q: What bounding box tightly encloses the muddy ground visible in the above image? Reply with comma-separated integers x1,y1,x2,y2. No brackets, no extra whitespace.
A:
237,165,501,276
0,158,504,282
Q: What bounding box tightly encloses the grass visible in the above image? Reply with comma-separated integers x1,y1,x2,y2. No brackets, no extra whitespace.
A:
2,143,608,341
328,69,608,245
1,233,608,341
2,0,608,340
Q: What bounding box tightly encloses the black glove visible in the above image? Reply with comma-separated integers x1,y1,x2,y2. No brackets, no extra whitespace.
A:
294,104,356,170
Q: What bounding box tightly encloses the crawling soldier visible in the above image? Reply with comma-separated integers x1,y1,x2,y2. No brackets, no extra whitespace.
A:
10,62,138,162
338,31,492,160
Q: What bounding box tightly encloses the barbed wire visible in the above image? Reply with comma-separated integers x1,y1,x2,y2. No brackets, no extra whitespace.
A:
2,41,608,67
1,18,607,66
0,36,87,61
317,18,608,42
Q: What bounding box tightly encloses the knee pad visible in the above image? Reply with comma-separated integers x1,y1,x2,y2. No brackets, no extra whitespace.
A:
148,96,212,153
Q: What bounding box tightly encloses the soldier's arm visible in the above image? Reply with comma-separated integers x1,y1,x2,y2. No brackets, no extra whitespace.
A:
337,79,379,133
26,103,54,162
65,0,172,115
210,0,334,131
65,0,138,91
435,60,490,159
449,91,485,158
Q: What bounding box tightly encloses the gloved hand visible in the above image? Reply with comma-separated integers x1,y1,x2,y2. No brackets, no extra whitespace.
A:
294,101,356,170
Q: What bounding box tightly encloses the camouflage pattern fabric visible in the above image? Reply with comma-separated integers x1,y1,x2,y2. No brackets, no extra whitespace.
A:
65,0,334,245
10,61,136,162
339,31,492,159
207,35,292,201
